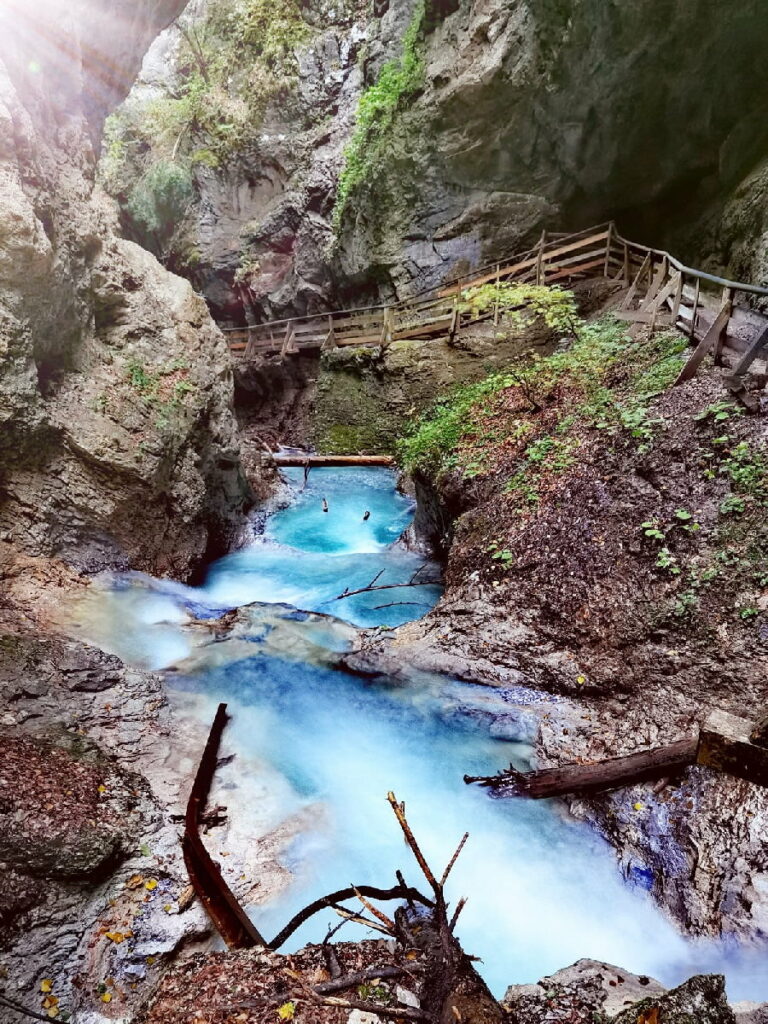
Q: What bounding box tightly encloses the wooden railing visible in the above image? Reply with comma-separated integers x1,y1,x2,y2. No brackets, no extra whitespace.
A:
222,223,768,393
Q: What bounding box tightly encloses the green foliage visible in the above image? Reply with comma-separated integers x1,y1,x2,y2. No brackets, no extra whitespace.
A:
655,547,681,575
334,2,425,231
126,359,158,395
239,0,310,67
640,520,665,542
720,440,768,502
695,399,742,424
459,282,579,336
398,312,663,479
125,161,193,241
671,590,698,618
487,540,515,566
397,372,508,474
102,0,312,252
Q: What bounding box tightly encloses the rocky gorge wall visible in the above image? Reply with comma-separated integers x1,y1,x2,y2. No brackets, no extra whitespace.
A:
105,0,768,326
0,0,252,579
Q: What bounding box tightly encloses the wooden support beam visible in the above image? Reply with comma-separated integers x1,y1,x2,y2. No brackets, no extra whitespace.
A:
621,253,651,310
714,287,734,366
670,272,684,322
675,297,732,385
639,260,669,313
271,454,395,467
603,221,613,277
689,277,701,340
727,322,768,378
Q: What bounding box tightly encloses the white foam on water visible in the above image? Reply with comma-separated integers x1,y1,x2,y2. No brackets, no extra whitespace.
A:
87,467,768,1002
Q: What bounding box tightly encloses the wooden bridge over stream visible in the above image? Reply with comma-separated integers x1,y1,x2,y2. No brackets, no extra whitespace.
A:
223,222,768,398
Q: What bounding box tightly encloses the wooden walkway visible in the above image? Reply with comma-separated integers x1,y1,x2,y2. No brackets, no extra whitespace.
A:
222,223,768,395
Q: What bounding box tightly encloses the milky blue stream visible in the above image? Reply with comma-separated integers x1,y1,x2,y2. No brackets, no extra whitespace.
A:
97,468,768,999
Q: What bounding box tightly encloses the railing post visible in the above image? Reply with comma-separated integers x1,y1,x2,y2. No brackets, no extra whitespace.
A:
604,222,614,278
623,242,630,285
493,263,501,325
535,230,546,285
671,272,684,324
714,286,733,366
690,277,701,341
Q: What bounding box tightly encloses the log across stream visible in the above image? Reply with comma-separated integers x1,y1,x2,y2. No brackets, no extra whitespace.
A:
73,467,768,1000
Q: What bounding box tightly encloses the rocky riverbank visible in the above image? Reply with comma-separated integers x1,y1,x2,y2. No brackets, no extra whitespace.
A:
341,318,768,944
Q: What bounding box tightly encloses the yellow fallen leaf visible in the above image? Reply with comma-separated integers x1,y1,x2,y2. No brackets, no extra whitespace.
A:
105,931,125,943
277,1001,296,1020
163,904,173,913
46,1009,59,1020
43,996,59,1008
40,980,53,993
576,675,586,685
98,784,107,794
126,874,144,890
633,802,645,811
144,879,158,891
146,956,156,966
101,992,112,1003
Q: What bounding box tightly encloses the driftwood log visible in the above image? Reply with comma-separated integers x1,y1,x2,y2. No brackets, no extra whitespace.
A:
464,735,701,798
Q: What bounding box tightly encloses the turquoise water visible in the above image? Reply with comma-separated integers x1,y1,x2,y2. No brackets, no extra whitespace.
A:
91,467,768,1000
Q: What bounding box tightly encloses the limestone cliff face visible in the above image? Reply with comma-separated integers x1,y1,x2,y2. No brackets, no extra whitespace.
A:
108,0,768,323
0,0,251,577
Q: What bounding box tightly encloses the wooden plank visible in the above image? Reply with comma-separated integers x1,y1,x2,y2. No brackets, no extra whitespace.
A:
621,253,651,309
648,270,682,314
272,454,395,467
487,736,700,799
714,286,733,365
613,311,673,326
335,332,389,347
674,298,732,384
393,316,453,340
544,246,611,273
726,322,768,379
544,257,608,283
698,711,768,788
439,230,610,296
639,260,668,312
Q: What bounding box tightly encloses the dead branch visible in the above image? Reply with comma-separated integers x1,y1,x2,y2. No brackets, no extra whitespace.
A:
314,965,413,995
269,882,432,950
449,898,467,932
332,905,393,936
373,602,426,610
387,792,440,896
333,580,436,602
440,833,469,886
288,968,430,1022
353,885,397,931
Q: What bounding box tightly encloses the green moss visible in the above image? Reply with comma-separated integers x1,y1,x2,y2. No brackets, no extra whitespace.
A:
334,1,426,233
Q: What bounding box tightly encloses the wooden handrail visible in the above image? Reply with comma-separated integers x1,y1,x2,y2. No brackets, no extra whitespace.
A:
224,222,768,379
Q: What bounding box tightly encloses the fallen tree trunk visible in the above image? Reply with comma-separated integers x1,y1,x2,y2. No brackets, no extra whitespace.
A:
465,734,700,798
271,454,395,467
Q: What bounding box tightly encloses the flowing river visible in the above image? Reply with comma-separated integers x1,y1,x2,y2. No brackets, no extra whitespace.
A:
76,467,768,1000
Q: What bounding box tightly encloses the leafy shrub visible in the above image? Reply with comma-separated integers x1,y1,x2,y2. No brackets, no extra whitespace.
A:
460,282,579,336
126,162,193,243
